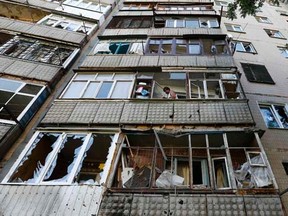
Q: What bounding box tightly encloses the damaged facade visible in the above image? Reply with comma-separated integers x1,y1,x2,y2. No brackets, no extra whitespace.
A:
0,0,287,215
0,0,115,161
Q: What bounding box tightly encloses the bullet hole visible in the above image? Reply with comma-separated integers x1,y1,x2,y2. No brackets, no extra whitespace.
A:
178,199,184,205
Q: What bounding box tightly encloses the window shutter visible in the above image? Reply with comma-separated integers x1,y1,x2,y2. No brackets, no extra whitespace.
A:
241,63,275,84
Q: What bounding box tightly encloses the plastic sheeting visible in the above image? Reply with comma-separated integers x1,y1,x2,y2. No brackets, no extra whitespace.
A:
234,155,272,188
156,170,184,188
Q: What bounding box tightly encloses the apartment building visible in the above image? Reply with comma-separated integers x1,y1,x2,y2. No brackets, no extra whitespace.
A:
0,0,287,215
0,0,114,164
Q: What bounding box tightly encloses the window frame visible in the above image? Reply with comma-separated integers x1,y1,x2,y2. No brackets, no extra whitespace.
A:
259,103,288,129
212,157,231,189
232,41,257,54
255,16,272,24
225,23,244,33
241,63,275,84
278,46,288,58
0,78,45,123
264,29,286,39
63,0,109,13
61,73,135,99
2,131,119,185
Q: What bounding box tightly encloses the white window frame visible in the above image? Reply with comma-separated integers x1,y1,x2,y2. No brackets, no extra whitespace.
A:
265,29,285,39
246,151,266,166
61,73,135,99
215,1,229,6
225,23,244,32
212,157,231,189
192,159,209,186
233,41,257,53
189,78,225,99
2,131,119,185
0,78,45,124
63,0,108,13
38,14,96,35
259,103,288,129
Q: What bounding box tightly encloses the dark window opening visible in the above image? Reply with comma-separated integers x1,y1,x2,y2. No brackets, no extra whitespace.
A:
241,63,275,84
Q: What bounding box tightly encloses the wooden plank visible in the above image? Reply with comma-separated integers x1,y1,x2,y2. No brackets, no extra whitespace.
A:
10,186,33,216
52,186,75,216
41,186,61,216
86,187,103,216
33,186,58,216
0,185,11,207
0,186,18,213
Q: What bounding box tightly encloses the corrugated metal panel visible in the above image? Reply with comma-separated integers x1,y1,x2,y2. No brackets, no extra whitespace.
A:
173,103,200,124
199,102,226,123
0,123,13,141
102,29,120,36
138,56,159,67
158,56,178,66
196,56,216,67
162,28,179,36
4,61,37,77
116,11,153,16
148,28,164,36
215,56,236,67
177,56,197,66
6,20,31,32
0,17,85,45
100,56,122,67
119,56,141,67
146,102,173,124
0,57,14,71
42,101,77,123
68,102,100,123
1,58,61,82
120,102,149,123
0,185,104,216
27,64,61,82
93,102,125,123
224,102,253,123
80,56,105,67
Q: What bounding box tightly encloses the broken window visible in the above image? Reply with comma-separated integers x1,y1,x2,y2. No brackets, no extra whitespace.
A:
259,104,288,128
232,41,257,54
38,14,95,34
212,157,231,189
0,78,44,122
0,36,75,66
61,73,135,99
93,41,146,55
241,63,275,84
107,17,152,29
3,132,117,185
264,29,286,39
282,161,288,175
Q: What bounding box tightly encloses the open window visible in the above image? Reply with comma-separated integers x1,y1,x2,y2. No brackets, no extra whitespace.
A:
212,157,231,189
94,41,145,55
259,104,288,128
